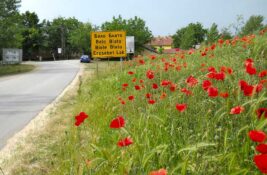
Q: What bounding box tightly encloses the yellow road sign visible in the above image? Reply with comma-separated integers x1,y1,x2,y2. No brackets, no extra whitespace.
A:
91,31,126,58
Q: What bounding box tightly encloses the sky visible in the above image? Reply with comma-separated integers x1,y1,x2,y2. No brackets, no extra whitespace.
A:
20,0,267,36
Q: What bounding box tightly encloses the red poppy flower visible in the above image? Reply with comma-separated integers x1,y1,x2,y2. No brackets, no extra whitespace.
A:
128,95,134,101
75,112,88,126
146,70,155,79
207,86,218,97
249,130,266,142
176,65,182,71
220,92,229,98
160,92,167,99
128,71,134,75
259,70,267,78
146,93,152,99
122,83,128,87
181,88,192,96
132,78,137,82
135,85,141,90
245,58,253,67
201,51,207,57
218,39,224,44
260,79,267,85
230,106,244,114
255,84,263,93
161,80,171,86
246,64,257,75
120,100,126,105
208,67,216,73
139,59,145,65
169,83,177,92
220,66,227,73
239,80,248,90
256,108,267,119
152,83,159,89
254,154,267,174
176,104,187,112
210,44,216,50
148,99,156,104
110,116,125,129
188,50,193,55
214,72,225,81
117,137,133,147
202,80,212,91
149,168,167,175
227,67,233,74
186,76,198,87
140,79,144,84
207,72,216,79
256,144,267,154
150,55,156,60
243,84,254,96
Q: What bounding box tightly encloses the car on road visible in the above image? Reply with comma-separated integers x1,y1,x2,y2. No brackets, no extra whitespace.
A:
80,55,91,63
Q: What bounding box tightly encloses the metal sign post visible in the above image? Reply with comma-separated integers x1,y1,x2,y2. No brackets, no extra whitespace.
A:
96,59,99,76
120,57,123,72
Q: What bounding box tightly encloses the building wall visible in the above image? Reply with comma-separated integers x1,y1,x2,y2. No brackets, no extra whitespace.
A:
153,45,172,50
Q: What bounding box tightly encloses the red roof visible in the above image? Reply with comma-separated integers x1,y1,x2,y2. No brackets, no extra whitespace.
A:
150,36,173,46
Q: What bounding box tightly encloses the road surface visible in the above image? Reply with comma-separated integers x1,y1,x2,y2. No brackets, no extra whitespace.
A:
0,60,80,149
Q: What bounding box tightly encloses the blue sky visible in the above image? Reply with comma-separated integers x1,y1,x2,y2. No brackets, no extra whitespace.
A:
20,0,267,36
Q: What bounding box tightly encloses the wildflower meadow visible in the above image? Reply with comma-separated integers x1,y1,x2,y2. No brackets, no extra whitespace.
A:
66,29,267,175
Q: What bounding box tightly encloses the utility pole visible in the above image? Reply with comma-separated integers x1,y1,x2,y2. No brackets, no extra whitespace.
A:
61,25,65,59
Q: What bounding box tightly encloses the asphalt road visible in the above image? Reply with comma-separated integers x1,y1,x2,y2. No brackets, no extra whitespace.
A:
0,60,80,149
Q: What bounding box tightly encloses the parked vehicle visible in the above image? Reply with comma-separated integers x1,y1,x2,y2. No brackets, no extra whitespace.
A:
80,55,91,63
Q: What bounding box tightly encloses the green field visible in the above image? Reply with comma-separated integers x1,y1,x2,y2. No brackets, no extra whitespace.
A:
0,64,35,76
3,31,267,175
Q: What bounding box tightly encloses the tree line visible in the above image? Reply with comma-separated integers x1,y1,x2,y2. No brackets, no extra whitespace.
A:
172,15,266,49
0,0,153,60
0,0,266,60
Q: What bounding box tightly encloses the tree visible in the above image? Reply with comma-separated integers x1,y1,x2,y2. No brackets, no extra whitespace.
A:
102,15,153,53
206,23,220,44
46,17,80,59
180,27,195,49
0,0,23,59
0,0,21,17
69,22,95,55
230,15,245,35
240,15,264,36
172,22,207,49
172,27,186,48
21,11,44,59
220,28,232,40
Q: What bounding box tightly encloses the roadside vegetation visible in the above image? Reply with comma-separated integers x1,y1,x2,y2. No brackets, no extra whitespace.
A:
0,64,35,76
2,29,267,175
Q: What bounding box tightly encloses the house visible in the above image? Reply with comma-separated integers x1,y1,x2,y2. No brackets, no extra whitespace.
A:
149,36,173,50
148,36,180,54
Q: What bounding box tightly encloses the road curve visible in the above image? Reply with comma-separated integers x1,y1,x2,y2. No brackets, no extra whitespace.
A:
0,60,80,149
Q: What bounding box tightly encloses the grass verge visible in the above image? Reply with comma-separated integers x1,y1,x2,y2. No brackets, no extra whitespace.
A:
0,61,116,175
0,64,35,76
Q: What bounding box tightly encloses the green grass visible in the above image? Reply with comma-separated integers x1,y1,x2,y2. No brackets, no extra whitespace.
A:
2,32,267,175
0,64,35,76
